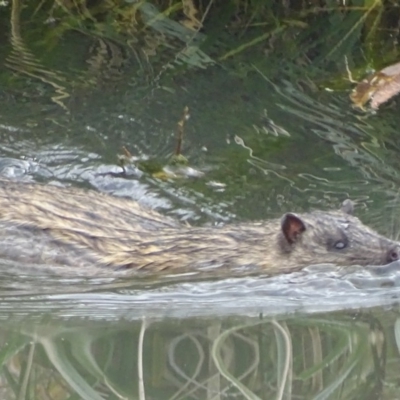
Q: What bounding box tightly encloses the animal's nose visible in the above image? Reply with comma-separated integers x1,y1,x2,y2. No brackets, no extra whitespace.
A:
387,246,400,263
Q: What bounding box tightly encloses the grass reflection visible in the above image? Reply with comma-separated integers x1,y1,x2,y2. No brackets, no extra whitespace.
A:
0,310,390,399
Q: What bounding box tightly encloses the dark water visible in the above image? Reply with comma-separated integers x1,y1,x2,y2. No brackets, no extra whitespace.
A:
2,2,400,398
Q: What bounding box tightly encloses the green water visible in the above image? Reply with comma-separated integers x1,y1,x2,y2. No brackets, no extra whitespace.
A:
1,1,400,398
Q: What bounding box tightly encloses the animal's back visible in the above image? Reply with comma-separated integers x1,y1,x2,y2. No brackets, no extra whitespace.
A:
0,179,179,271
0,179,178,232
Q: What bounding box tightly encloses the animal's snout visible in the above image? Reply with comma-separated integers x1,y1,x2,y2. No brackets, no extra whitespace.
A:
387,245,400,263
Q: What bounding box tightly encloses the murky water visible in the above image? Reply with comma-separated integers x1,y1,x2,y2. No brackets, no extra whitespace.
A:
2,2,400,398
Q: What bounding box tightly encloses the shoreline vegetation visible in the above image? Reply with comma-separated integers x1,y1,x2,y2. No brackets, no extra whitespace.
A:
2,0,400,111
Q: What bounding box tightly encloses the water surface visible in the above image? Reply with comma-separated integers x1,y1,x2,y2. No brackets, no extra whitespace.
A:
1,2,400,398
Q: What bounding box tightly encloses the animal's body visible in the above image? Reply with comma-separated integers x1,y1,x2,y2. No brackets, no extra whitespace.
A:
0,179,397,276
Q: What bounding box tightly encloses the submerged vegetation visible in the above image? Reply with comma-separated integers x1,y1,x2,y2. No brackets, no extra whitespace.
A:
2,0,400,111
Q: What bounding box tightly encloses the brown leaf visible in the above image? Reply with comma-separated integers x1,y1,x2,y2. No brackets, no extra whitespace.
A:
350,61,400,110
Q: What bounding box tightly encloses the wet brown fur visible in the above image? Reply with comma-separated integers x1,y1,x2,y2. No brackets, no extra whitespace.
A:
0,179,398,276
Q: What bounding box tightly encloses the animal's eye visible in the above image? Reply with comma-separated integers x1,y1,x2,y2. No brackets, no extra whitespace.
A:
334,240,347,250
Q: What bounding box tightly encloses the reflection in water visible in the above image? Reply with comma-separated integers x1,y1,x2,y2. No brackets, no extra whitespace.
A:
0,310,392,399
6,0,70,111
262,75,400,193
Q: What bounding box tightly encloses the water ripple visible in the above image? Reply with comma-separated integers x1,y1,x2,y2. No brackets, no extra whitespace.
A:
0,263,399,321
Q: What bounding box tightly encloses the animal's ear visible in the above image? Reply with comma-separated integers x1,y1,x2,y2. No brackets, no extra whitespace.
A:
281,213,306,244
341,199,354,215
